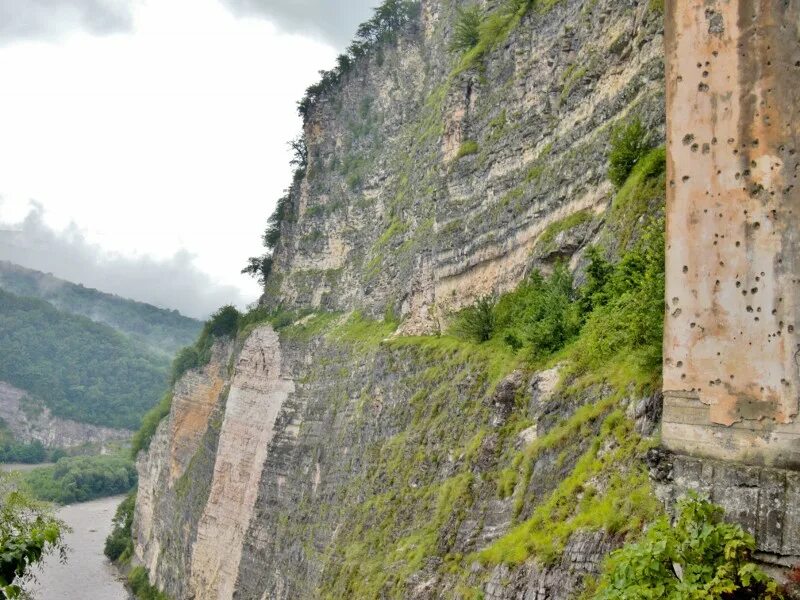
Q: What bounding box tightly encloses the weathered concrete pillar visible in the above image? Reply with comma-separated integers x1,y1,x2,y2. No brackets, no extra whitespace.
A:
663,0,800,468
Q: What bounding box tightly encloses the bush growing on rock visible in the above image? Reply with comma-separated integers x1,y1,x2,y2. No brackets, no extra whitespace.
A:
608,117,652,188
454,295,496,342
104,492,135,562
593,494,782,599
450,5,483,53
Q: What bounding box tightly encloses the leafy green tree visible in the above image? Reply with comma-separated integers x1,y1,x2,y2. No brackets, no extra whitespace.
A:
594,495,782,599
0,482,66,598
205,306,240,337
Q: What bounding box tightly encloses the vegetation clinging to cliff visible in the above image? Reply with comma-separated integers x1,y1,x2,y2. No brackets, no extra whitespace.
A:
170,305,240,385
104,492,135,563
452,213,664,375
593,495,782,599
608,117,654,189
131,305,242,459
297,0,420,120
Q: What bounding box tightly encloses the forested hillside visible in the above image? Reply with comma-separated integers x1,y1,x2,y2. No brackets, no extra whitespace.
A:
0,289,168,429
0,261,201,356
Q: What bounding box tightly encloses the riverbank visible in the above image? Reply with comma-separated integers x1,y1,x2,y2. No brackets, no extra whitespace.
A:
25,495,132,600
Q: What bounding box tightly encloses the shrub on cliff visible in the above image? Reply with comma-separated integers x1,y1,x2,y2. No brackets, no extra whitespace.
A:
608,117,652,188
593,495,782,599
572,219,665,375
494,264,581,358
130,393,172,458
454,296,497,342
128,566,170,600
450,5,482,53
297,0,420,119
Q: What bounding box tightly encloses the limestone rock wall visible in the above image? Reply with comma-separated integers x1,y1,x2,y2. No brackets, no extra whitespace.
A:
663,0,800,467
189,327,294,600
132,0,674,597
268,0,665,333
133,340,233,598
133,328,295,600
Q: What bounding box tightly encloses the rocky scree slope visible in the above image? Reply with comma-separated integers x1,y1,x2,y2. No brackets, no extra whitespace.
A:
131,0,669,598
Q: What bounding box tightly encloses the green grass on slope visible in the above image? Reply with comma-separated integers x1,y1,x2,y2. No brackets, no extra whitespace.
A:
0,289,169,429
307,145,667,598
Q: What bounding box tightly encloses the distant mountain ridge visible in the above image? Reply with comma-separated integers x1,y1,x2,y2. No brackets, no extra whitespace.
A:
0,288,169,430
0,261,201,357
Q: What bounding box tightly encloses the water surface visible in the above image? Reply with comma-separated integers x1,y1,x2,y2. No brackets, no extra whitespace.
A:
25,496,131,600
0,462,55,473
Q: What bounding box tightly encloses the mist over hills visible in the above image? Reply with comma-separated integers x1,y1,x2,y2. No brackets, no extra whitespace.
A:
0,288,170,430
0,260,201,357
0,261,206,433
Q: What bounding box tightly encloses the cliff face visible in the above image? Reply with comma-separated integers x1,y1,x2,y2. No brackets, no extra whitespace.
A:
132,0,671,598
269,0,664,333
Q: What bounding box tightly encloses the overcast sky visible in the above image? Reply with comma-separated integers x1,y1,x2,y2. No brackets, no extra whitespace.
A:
0,0,373,318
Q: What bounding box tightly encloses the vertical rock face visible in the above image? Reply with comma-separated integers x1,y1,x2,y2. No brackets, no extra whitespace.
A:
133,327,295,600
134,341,233,598
132,0,675,598
189,327,294,599
663,0,800,468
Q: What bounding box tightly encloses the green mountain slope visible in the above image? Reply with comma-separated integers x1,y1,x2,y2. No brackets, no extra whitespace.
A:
0,261,201,356
0,289,168,429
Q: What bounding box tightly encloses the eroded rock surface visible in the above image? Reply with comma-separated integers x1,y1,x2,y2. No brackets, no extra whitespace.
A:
0,381,130,448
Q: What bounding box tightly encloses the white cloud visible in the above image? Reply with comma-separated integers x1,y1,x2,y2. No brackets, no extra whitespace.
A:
0,0,338,312
0,203,245,319
0,0,134,45
218,0,375,48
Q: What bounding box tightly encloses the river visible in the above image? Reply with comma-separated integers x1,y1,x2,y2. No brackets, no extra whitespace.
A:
0,462,55,473
24,496,132,600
